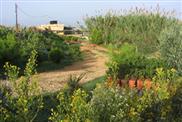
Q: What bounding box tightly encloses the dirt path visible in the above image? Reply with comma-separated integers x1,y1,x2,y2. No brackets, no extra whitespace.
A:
37,42,108,93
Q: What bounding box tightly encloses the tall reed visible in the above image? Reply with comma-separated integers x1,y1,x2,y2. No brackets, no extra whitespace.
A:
85,6,179,54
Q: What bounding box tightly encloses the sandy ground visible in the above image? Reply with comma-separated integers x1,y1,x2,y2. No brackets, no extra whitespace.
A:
37,42,108,93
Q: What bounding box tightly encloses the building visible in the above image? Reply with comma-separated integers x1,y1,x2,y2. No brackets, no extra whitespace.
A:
37,20,84,36
37,20,64,35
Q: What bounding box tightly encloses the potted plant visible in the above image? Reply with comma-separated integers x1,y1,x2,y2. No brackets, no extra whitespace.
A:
145,79,152,90
129,76,136,89
137,78,143,90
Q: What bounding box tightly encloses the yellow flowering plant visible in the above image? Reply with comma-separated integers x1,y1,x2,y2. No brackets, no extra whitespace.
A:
49,89,93,122
0,50,43,122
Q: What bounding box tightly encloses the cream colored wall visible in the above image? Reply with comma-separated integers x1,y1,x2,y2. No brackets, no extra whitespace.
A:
37,24,64,35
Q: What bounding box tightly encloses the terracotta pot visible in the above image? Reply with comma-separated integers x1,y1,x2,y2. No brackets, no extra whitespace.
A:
118,79,127,87
121,79,127,87
137,79,143,90
145,79,152,90
129,79,136,89
117,80,122,87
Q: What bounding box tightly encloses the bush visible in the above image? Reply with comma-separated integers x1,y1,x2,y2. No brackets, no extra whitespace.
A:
0,33,22,67
0,50,43,122
0,27,82,75
62,36,80,41
49,89,93,122
171,82,182,121
90,85,134,122
159,22,182,75
90,68,180,122
37,50,49,62
107,43,168,80
49,68,179,122
49,48,63,63
89,85,151,122
67,44,82,61
140,68,179,121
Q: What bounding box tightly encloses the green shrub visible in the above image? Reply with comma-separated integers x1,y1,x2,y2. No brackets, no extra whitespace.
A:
0,26,82,75
49,48,63,63
0,33,22,67
171,82,182,121
62,36,80,41
90,84,152,122
90,68,180,122
37,50,49,62
67,44,82,61
48,68,179,122
159,22,182,75
49,89,93,122
107,43,168,80
0,50,43,122
140,68,179,121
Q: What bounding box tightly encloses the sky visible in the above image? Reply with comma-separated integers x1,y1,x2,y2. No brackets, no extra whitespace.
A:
0,0,182,27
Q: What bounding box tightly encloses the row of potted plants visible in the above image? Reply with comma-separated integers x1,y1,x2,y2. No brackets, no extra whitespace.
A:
127,79,151,90
107,77,152,90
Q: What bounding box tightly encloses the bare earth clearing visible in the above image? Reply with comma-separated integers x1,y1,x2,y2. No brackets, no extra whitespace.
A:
37,42,108,93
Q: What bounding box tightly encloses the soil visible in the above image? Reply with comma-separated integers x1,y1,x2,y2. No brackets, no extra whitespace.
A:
37,42,108,93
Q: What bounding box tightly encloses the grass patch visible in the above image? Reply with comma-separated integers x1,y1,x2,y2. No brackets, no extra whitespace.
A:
82,76,106,91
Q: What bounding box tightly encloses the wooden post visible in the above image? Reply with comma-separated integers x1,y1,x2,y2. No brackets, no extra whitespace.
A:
15,3,18,32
